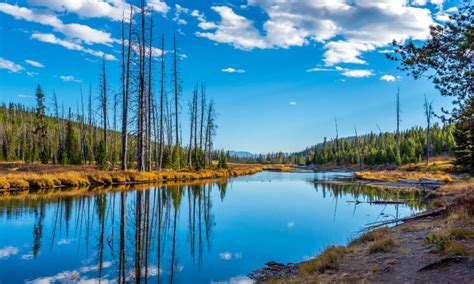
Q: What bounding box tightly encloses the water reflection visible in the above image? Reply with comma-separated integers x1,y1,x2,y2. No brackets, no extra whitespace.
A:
0,172,423,283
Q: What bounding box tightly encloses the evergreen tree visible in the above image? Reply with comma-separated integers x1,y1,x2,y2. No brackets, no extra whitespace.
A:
95,140,108,169
218,150,228,169
453,96,474,174
35,85,48,164
64,121,82,165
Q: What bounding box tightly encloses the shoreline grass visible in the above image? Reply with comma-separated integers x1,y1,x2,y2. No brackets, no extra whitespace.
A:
0,164,263,191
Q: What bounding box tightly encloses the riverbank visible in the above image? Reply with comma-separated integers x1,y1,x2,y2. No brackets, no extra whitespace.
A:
250,171,474,282
0,162,265,191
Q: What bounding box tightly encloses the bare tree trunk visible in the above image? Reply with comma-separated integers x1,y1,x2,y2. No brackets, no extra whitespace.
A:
121,6,133,170
136,0,146,171
173,34,180,148
158,34,165,170
146,11,154,171
101,60,108,147
187,85,197,167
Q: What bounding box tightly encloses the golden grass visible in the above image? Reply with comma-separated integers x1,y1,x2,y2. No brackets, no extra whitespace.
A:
350,227,391,246
367,238,397,254
300,246,347,274
0,165,264,191
355,170,454,183
400,160,454,173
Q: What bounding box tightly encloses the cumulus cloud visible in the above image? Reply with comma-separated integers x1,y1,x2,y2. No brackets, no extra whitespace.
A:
196,6,266,50
60,75,82,83
222,67,245,73
0,58,23,73
173,4,189,25
306,67,335,72
340,69,374,78
32,33,116,60
0,246,19,259
195,0,439,65
25,59,44,68
380,75,398,82
307,65,373,78
147,0,170,14
0,3,115,45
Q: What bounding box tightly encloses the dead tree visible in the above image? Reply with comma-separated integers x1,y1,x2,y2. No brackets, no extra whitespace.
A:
173,33,180,148
146,10,154,171
136,0,147,171
187,85,198,167
121,6,133,170
158,34,165,170
100,59,108,148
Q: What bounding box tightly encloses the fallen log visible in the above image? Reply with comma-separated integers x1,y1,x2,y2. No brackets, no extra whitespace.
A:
363,207,446,230
418,256,468,272
348,200,407,205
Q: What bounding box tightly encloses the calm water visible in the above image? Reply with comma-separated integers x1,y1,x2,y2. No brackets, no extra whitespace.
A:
0,171,423,283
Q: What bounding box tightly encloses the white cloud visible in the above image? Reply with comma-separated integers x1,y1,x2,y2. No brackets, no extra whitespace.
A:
26,71,39,76
18,94,34,98
306,67,335,72
0,3,115,45
289,102,296,106
28,0,169,21
32,33,116,60
0,58,23,73
196,6,266,50
307,65,374,78
147,0,170,15
380,74,398,82
25,59,44,68
57,239,73,245
196,1,437,65
0,246,19,259
173,4,189,25
340,69,374,78
60,75,82,83
222,67,245,73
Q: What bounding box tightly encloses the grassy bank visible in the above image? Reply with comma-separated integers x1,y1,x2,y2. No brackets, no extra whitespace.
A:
252,177,474,283
354,160,455,183
0,163,263,191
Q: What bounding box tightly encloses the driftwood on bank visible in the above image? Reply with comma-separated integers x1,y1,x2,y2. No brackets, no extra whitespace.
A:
363,207,446,230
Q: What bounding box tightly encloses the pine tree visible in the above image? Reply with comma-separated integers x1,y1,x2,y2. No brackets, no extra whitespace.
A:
65,121,82,165
453,95,474,174
35,85,48,164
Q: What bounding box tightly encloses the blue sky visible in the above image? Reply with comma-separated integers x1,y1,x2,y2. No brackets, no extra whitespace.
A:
0,0,460,153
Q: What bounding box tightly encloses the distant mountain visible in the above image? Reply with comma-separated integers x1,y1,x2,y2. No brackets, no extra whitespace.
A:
228,151,256,158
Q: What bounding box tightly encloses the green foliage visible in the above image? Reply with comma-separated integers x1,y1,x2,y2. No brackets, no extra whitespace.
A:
95,140,108,170
65,121,82,165
453,96,474,174
230,124,454,166
218,150,228,169
390,5,473,175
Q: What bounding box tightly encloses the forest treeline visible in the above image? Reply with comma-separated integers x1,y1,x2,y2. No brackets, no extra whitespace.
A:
0,1,229,171
229,124,454,166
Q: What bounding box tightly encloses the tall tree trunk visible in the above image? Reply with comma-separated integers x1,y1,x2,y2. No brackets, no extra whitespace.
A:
173,34,180,148
158,34,165,170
